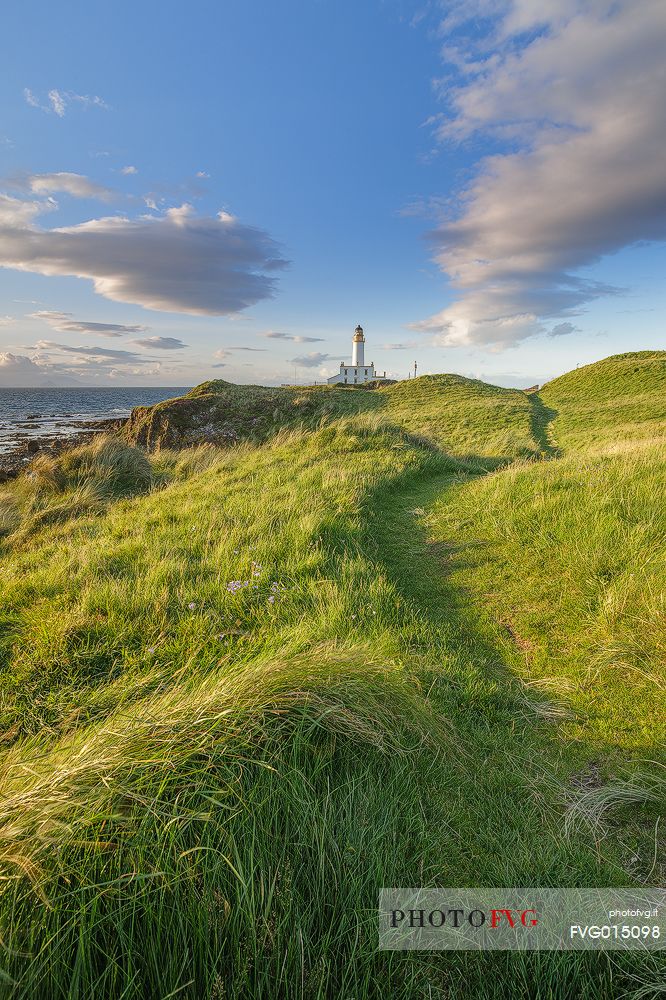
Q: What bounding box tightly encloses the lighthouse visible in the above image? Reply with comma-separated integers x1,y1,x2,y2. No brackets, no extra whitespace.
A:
326,324,390,385
351,324,365,367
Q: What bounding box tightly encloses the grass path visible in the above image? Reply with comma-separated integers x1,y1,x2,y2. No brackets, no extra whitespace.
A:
527,393,561,458
358,462,663,998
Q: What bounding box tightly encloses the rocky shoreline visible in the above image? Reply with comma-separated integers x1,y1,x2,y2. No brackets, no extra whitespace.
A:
0,417,128,483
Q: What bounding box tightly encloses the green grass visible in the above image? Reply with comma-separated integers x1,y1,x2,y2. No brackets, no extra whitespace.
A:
124,372,542,462
0,438,154,540
0,357,663,998
380,373,542,459
429,359,666,895
541,350,666,449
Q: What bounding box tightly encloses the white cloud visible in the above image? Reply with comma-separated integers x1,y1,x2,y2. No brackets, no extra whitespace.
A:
0,315,14,326
121,165,138,175
0,352,80,386
196,171,210,179
132,336,186,349
0,197,288,315
24,88,108,116
0,193,50,227
382,341,419,350
290,352,343,368
417,0,666,348
48,89,66,117
263,330,325,343
29,310,148,338
28,172,114,201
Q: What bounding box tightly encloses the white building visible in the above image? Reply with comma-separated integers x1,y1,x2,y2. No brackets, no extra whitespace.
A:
327,325,389,385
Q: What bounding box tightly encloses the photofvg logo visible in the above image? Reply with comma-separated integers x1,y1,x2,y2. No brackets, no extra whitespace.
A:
390,906,538,931
379,889,666,951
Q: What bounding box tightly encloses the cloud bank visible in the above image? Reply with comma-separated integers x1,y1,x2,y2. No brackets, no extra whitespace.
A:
263,330,324,343
34,340,149,362
0,352,63,386
290,352,342,368
0,198,288,315
417,0,666,347
27,172,114,200
30,310,148,338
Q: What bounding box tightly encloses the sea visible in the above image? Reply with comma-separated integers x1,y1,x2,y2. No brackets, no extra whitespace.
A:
0,387,191,454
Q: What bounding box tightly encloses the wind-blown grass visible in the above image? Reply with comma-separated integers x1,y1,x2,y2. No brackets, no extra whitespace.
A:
541,350,666,449
0,359,662,998
0,437,154,542
429,362,666,899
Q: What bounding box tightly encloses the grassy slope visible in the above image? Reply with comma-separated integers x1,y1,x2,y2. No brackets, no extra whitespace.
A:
124,373,542,461
380,373,542,459
540,350,666,449
0,367,662,998
431,353,666,885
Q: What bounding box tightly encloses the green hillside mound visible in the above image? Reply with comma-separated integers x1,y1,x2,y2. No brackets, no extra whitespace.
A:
541,350,666,449
123,372,542,461
121,379,380,450
379,373,540,458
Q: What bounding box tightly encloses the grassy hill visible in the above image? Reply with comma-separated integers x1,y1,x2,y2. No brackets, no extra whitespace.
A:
430,353,666,891
380,373,541,458
540,350,666,449
123,373,542,461
0,357,663,998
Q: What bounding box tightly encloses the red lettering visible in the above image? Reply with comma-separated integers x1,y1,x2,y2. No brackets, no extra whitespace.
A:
491,909,516,928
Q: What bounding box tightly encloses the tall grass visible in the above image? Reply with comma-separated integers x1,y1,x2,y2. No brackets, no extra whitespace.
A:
541,350,666,449
29,436,153,498
0,363,662,997
430,438,666,753
0,437,154,542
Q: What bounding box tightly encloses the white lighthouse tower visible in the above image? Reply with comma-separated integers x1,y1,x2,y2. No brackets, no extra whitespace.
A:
351,324,365,367
327,324,389,385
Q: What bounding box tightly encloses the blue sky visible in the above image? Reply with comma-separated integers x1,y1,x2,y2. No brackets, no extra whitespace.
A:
0,0,664,387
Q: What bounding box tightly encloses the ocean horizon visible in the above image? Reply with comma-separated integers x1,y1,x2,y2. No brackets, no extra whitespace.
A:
0,386,192,453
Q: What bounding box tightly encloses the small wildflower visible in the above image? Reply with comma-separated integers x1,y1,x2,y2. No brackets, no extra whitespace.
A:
147,647,156,655
268,595,275,604
188,602,197,610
